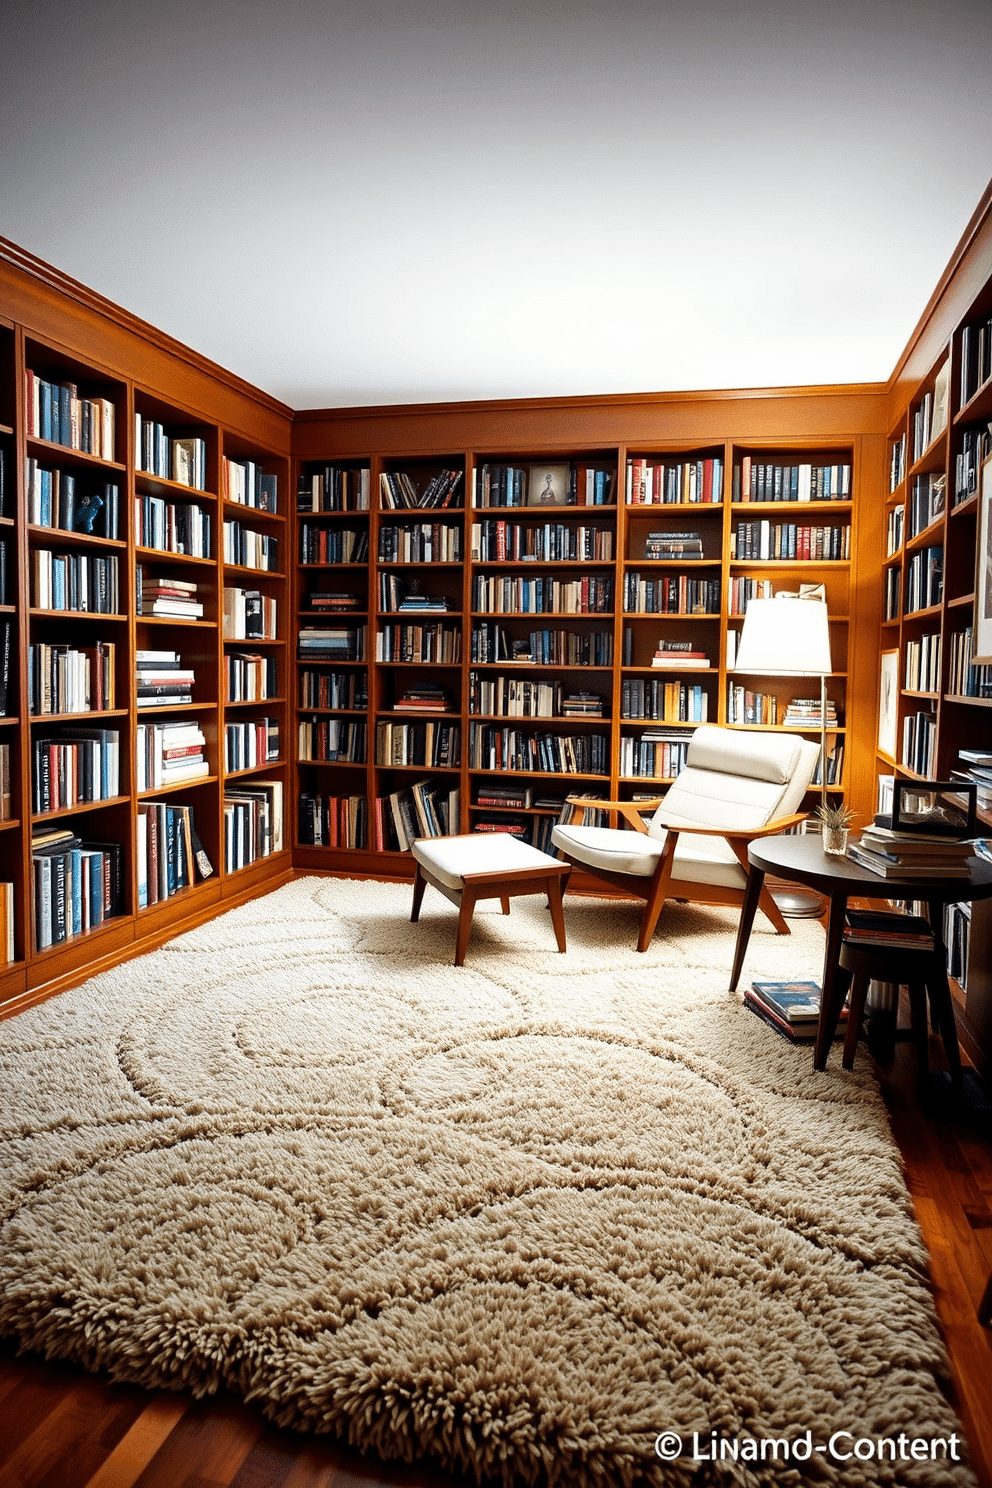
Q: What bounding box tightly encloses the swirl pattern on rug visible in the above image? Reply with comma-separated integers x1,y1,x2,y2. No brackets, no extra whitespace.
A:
0,878,973,1487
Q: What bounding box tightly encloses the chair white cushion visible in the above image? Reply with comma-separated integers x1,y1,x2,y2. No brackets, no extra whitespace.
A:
412,832,562,891
551,823,745,888
686,723,802,783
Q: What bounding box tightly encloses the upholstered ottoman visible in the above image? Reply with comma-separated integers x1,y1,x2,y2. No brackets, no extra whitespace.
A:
410,833,570,966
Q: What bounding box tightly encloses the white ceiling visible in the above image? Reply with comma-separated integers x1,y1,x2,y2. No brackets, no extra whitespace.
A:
3,0,991,410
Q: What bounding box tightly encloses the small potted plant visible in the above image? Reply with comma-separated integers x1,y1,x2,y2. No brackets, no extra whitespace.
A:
816,800,856,856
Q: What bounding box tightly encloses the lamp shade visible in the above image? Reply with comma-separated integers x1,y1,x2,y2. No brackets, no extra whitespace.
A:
734,597,832,676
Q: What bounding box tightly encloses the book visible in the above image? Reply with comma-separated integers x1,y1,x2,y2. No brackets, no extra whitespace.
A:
844,909,934,949
846,842,971,878
750,979,825,1025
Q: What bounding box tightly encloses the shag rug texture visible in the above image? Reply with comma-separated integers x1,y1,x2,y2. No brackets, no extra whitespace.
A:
0,878,974,1487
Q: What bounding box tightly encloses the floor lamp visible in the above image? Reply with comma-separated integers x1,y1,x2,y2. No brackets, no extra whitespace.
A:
733,596,833,916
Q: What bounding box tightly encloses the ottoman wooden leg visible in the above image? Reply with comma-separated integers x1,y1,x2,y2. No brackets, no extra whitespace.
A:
454,887,477,967
411,863,427,923
546,875,567,953
500,896,510,915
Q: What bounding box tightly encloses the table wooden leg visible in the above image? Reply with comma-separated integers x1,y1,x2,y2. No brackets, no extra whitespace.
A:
730,865,765,992
814,893,848,1071
927,898,963,1094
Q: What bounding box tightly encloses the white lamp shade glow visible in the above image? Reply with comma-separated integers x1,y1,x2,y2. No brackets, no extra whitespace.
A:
733,597,832,676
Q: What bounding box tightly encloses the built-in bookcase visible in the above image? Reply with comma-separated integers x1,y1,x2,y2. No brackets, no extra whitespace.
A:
290,438,861,868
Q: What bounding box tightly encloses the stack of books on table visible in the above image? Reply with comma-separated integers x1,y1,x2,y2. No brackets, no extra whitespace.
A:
136,651,195,708
652,640,710,668
136,720,209,790
744,980,845,1043
137,571,203,618
843,909,935,950
847,825,974,879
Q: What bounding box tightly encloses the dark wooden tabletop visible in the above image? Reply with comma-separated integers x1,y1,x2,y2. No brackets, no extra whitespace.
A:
747,833,992,903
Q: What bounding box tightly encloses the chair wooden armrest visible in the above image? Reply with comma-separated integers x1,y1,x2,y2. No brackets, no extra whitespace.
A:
649,811,807,841
563,795,664,833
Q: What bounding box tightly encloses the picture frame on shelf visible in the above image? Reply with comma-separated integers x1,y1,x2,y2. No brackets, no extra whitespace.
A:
877,649,899,760
974,455,992,664
527,464,570,507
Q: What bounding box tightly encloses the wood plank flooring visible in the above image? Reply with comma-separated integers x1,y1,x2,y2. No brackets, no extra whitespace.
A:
1,1037,991,1488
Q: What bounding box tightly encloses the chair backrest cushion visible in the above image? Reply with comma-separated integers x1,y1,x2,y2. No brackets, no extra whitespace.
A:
647,725,818,836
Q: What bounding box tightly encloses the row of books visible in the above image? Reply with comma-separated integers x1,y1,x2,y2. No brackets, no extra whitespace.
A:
733,460,851,504
298,792,368,849
136,720,208,790
618,732,689,780
27,641,115,715
0,538,6,606
727,686,778,726
225,717,279,772
955,428,992,508
906,473,945,539
222,459,277,512
301,524,369,565
25,372,116,461
224,522,279,571
32,728,121,813
472,575,612,615
726,576,775,615
467,725,608,776
376,780,460,851
884,565,900,622
471,521,613,563
621,679,710,723
134,494,210,556
626,456,723,506
0,881,13,964
378,522,460,564
729,522,850,562
298,717,367,763
297,467,371,513
137,799,213,906
961,314,992,406
223,781,284,871
27,462,120,537
378,576,452,613
468,674,604,719
375,720,459,769
889,433,906,493
477,464,615,509
299,625,367,662
375,624,460,664
31,549,120,613
472,817,558,854
886,503,904,557
0,744,11,821
904,633,941,694
912,364,949,462
470,624,613,667
222,587,277,639
134,419,206,490
31,827,123,950
946,626,992,699
226,650,278,702
299,668,367,710
0,621,10,715
380,470,463,511
623,574,719,615
901,711,936,778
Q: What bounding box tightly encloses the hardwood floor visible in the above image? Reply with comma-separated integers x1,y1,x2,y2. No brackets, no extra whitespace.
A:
1,1037,991,1488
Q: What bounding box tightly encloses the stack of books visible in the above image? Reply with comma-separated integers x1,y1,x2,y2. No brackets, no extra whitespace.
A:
782,697,838,727
652,640,709,668
136,720,209,790
953,749,992,811
847,825,974,879
844,908,934,950
394,687,449,712
136,650,195,708
308,591,363,613
137,571,203,618
744,980,845,1043
644,530,704,559
298,626,366,662
397,592,450,613
561,691,604,718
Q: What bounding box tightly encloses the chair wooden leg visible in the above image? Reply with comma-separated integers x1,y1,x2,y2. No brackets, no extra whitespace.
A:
842,971,869,1069
757,884,790,936
636,836,680,953
454,888,476,967
410,863,427,923
546,875,567,953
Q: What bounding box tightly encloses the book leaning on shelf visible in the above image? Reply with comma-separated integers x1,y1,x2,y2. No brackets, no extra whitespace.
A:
377,780,460,852
31,826,124,951
137,800,214,908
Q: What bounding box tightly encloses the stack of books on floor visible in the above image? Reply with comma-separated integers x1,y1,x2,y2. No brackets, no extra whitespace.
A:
744,980,844,1043
137,800,214,906
137,570,203,618
843,908,935,950
136,720,209,790
847,825,974,878
136,651,195,707
31,826,123,949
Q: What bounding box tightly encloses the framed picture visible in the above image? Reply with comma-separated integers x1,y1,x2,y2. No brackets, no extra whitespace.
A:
527,464,570,506
889,779,976,838
975,453,992,664
877,649,899,759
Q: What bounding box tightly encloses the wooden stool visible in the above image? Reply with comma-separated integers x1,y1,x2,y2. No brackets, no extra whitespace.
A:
834,936,960,1088
410,833,570,966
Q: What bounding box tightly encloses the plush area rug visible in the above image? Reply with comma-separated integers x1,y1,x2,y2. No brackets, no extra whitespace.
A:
0,878,974,1487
